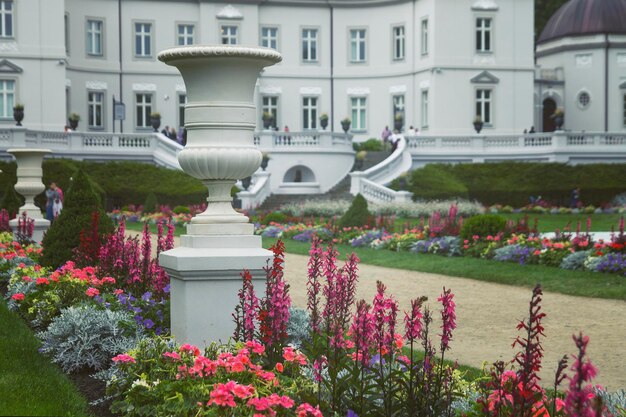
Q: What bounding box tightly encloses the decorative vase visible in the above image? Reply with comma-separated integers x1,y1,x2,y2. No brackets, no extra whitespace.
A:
394,118,403,132
7,148,52,242
13,109,24,126
341,121,351,133
473,121,484,134
320,118,328,130
241,176,252,190
262,117,274,130
151,117,161,132
157,45,282,346
69,119,79,130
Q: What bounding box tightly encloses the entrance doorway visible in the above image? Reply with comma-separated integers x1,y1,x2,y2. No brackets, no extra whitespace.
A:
542,98,556,132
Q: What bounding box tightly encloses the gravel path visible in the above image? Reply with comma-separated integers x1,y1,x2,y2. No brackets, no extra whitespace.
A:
141,232,625,389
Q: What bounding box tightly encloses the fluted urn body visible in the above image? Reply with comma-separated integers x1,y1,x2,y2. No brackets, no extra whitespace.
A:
7,148,51,219
158,46,282,225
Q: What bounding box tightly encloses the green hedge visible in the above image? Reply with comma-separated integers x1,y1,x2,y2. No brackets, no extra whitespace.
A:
0,160,207,211
406,162,626,206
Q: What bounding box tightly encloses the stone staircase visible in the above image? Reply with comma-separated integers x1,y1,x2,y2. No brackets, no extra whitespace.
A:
258,151,390,210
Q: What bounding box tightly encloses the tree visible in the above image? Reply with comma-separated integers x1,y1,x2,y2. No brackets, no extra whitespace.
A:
535,0,568,40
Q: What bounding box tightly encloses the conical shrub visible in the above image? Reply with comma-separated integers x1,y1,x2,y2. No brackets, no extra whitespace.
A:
338,194,371,228
40,169,114,268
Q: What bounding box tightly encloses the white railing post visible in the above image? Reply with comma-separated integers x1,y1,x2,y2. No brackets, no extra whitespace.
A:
349,171,365,195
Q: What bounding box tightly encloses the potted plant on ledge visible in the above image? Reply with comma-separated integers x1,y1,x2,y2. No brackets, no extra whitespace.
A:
260,152,270,171
13,104,24,126
552,107,564,130
473,115,484,134
319,113,329,130
150,112,161,132
68,113,80,131
262,112,275,130
341,117,351,133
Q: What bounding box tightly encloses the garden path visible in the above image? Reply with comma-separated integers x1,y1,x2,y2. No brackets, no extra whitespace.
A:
136,231,626,390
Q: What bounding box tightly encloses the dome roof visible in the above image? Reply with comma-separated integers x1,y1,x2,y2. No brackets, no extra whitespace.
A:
538,0,626,44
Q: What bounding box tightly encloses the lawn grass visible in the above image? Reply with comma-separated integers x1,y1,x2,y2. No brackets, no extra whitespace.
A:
0,299,92,417
262,238,626,301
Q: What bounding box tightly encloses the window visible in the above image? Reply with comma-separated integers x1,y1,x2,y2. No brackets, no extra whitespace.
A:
221,25,238,45
87,91,104,128
177,24,194,46
302,96,318,129
135,93,152,128
134,22,152,57
262,96,278,128
65,13,70,53
350,29,366,63
392,94,405,123
421,19,429,55
87,20,103,56
476,89,492,124
261,27,278,50
178,94,186,128
392,26,405,60
421,90,429,128
351,97,367,130
476,18,492,52
623,94,626,126
0,79,15,118
302,28,318,62
0,0,13,38
577,91,590,108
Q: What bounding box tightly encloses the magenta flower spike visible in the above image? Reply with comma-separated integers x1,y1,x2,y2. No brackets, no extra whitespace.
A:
437,287,456,353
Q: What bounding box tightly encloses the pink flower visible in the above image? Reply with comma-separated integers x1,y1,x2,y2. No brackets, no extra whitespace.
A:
113,289,124,295
22,276,32,282
112,354,135,363
85,287,100,297
36,277,50,285
163,351,181,361
296,403,323,417
179,344,201,356
437,287,456,352
11,293,25,301
231,383,255,399
207,383,236,407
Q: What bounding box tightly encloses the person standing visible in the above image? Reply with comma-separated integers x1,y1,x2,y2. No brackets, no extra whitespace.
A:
45,182,60,222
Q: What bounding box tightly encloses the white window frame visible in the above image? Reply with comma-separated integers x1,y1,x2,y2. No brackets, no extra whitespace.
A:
421,19,429,56
392,94,405,124
262,95,279,128
177,24,194,46
87,91,104,129
349,28,367,63
302,96,318,130
260,26,278,50
0,0,13,38
134,21,153,58
392,25,405,61
475,17,493,53
135,93,153,129
475,88,493,125
350,96,367,131
220,24,238,45
178,93,187,129
0,79,15,119
86,19,104,57
301,28,319,63
421,90,429,129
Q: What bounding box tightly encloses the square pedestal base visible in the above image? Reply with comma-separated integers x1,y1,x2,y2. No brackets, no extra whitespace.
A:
159,233,271,347
9,217,50,244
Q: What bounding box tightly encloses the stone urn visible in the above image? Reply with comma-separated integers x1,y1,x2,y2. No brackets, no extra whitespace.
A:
13,106,24,126
157,45,282,345
341,119,351,133
473,120,484,134
7,148,52,242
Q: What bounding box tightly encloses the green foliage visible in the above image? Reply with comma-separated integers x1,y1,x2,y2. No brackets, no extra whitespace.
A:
40,169,114,268
405,162,626,206
338,194,371,228
143,192,159,213
353,138,383,152
263,212,288,225
1,183,23,218
535,0,568,40
408,164,469,201
460,214,507,241
172,205,190,214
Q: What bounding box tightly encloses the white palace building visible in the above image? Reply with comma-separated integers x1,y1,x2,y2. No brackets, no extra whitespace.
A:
1,0,626,205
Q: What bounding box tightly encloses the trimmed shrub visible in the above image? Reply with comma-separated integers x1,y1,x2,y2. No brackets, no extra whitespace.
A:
143,192,159,214
338,194,371,228
40,169,114,268
1,183,23,218
353,138,383,152
172,205,190,214
262,212,288,225
460,214,507,240
38,305,143,373
408,164,469,201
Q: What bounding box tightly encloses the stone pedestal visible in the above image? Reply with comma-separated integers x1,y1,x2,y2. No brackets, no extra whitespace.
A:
157,45,282,346
7,148,52,243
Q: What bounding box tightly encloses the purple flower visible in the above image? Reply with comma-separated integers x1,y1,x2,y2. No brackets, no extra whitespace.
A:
347,411,359,417
143,319,155,329
141,291,152,301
